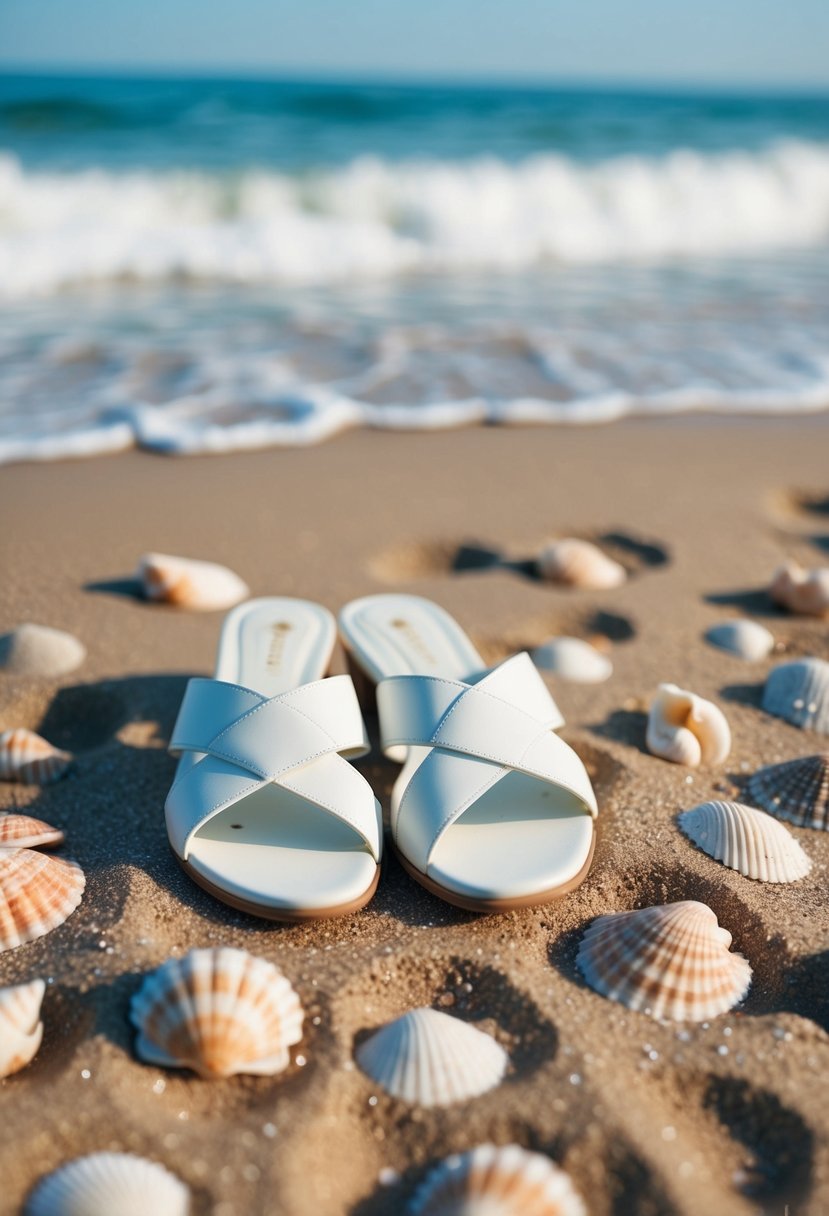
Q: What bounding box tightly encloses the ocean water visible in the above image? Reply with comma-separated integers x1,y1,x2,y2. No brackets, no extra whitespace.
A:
2,74,829,461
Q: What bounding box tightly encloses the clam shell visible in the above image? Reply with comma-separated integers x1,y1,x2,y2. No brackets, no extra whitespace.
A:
130,947,303,1078
746,753,829,831
536,538,627,590
409,1144,586,1216
576,900,751,1022
0,979,45,1078
0,813,64,849
0,728,72,785
0,623,86,678
137,553,249,611
679,800,811,883
26,1153,190,1216
705,620,774,662
0,849,86,952
355,1007,508,1108
763,658,829,734
531,637,613,683
647,683,731,767
769,561,829,617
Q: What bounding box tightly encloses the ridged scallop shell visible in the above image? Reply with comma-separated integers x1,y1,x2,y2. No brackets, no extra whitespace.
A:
763,658,829,734
26,1153,190,1216
769,561,829,617
409,1144,586,1216
0,849,85,952
130,947,303,1078
705,620,774,662
137,553,249,611
355,1007,508,1107
0,729,72,785
747,753,829,831
532,637,613,683
0,979,45,1078
679,800,811,883
0,623,86,678
536,538,627,590
647,683,731,767
576,900,752,1022
0,813,64,849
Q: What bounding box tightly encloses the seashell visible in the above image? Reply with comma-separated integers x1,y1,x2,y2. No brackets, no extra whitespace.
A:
576,900,751,1022
531,637,612,683
0,979,45,1078
536,538,627,590
679,800,811,883
26,1152,190,1216
705,620,774,662
769,561,829,617
409,1144,586,1216
355,1007,508,1107
763,658,829,735
0,623,86,678
747,753,829,831
136,553,249,611
0,813,64,849
647,683,731,767
0,728,72,785
130,947,303,1078
0,849,85,952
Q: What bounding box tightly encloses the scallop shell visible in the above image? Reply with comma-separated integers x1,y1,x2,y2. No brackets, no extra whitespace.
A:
769,561,829,617
0,813,64,849
355,1007,508,1107
0,849,86,952
679,800,811,882
130,947,303,1078
0,623,86,678
705,620,774,662
763,658,829,734
746,753,829,831
576,900,752,1022
409,1144,586,1216
26,1153,190,1216
536,538,627,590
0,729,72,785
532,637,613,683
0,979,45,1078
647,683,731,767
137,553,249,611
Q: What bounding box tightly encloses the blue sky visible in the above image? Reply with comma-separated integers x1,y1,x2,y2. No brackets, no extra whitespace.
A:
2,0,828,90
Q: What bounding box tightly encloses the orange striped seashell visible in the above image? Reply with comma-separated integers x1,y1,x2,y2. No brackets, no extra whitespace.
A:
409,1144,586,1216
0,729,72,785
0,814,64,850
137,553,249,612
0,979,45,1078
0,849,85,952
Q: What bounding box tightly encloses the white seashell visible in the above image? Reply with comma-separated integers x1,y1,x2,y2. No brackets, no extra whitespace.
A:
136,553,249,611
0,979,45,1078
0,813,64,849
576,900,751,1022
356,1007,507,1107
130,947,303,1078
536,538,627,590
409,1144,586,1216
26,1153,190,1216
679,800,811,883
769,561,829,617
763,659,829,735
747,753,829,831
705,620,774,662
646,683,731,767
0,623,85,678
0,729,72,785
0,849,86,952
531,637,613,683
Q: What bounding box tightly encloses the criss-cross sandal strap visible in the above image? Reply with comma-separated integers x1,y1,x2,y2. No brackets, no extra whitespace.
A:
165,674,382,862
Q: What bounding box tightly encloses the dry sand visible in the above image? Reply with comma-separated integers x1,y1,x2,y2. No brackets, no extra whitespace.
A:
1,417,828,1216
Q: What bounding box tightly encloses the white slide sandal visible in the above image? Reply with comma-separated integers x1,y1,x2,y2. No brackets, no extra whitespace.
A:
339,594,597,913
165,598,383,921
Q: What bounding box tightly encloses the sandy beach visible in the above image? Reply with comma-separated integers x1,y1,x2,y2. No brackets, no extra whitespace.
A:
1,416,828,1216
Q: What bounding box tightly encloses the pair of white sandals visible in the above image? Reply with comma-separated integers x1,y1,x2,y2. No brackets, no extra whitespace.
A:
165,595,598,920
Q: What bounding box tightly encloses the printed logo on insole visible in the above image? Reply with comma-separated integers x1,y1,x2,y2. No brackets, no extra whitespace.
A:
266,621,293,672
391,618,438,666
